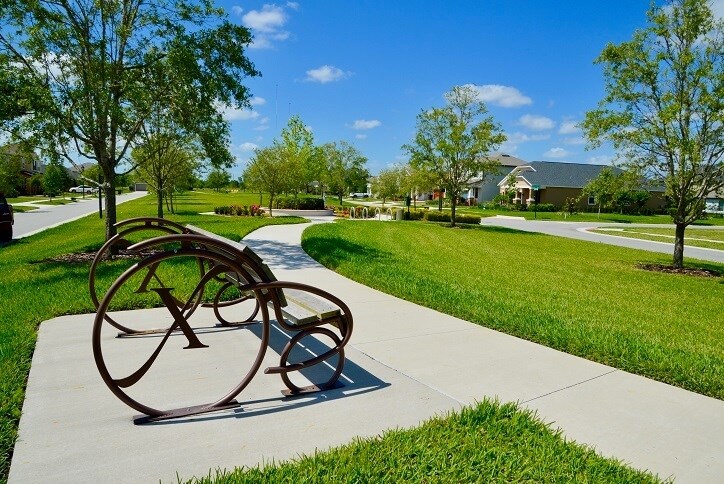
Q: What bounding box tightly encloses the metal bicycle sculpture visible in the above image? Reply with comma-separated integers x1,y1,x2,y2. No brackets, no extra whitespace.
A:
91,230,353,423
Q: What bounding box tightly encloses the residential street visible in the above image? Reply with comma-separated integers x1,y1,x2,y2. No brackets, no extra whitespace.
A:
480,216,724,264
11,191,147,238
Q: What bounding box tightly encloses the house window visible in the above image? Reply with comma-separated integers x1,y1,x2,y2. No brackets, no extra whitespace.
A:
588,196,596,205
473,188,479,198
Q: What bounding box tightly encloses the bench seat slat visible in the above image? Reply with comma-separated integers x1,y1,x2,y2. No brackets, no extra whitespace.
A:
269,300,319,325
284,289,340,320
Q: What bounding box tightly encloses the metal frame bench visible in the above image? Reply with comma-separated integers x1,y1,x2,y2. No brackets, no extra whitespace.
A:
90,218,353,423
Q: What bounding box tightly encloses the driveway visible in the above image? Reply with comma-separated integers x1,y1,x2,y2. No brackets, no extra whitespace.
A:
12,191,147,238
480,216,724,264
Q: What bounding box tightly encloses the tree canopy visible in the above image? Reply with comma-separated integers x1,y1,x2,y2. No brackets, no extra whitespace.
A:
582,0,723,267
0,0,259,240
404,85,506,226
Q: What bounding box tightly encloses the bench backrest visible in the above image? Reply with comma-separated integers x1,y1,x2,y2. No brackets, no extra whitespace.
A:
185,224,287,307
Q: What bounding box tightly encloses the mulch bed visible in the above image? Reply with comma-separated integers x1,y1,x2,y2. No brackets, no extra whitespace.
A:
636,263,721,278
41,249,163,264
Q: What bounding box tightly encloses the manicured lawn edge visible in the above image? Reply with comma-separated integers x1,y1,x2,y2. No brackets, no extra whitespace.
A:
184,400,661,483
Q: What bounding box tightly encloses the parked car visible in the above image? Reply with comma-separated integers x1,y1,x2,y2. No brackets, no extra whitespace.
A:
349,192,369,199
69,185,97,194
0,193,14,242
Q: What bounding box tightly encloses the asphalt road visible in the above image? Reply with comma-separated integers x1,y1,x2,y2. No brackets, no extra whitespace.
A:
11,191,148,238
480,216,724,264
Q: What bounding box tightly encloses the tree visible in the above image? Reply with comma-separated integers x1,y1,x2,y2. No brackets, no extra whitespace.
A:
0,0,259,243
582,0,724,268
42,160,67,200
372,166,404,206
133,136,198,217
243,145,293,216
322,141,369,204
580,167,623,217
404,85,506,226
206,169,231,192
0,149,24,197
279,115,316,194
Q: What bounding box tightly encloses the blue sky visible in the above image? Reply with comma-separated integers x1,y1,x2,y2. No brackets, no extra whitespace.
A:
219,0,723,178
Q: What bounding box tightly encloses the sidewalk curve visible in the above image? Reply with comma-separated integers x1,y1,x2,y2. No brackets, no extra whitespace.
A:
9,218,723,483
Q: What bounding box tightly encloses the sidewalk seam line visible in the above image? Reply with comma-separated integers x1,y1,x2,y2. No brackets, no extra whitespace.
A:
522,369,619,404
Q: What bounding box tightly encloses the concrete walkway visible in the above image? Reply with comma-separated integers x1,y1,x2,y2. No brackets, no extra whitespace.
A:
9,219,724,483
480,216,724,263
12,191,147,238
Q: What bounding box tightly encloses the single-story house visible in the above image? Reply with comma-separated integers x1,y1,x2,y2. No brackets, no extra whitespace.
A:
466,153,527,203
497,161,666,211
704,188,723,215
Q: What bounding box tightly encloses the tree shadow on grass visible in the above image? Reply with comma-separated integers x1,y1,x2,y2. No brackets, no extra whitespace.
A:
300,236,391,270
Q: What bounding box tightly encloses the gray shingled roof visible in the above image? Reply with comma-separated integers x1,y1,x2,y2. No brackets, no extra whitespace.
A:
518,161,623,189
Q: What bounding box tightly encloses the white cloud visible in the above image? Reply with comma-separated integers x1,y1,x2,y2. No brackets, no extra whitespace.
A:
355,134,368,140
505,132,551,144
713,0,724,18
519,114,555,131
563,136,587,145
242,4,292,49
558,120,581,134
462,84,532,108
351,119,381,130
587,155,614,165
243,4,286,32
239,142,258,152
305,65,349,83
249,96,266,106
217,103,259,121
543,147,571,158
286,2,300,10
231,5,243,16
254,117,270,131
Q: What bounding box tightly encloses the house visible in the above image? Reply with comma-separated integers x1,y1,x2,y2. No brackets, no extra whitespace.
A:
0,143,45,195
466,153,527,203
498,161,666,211
704,188,723,215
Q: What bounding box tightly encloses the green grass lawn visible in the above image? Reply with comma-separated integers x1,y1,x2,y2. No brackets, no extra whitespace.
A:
591,227,724,250
453,206,724,225
0,190,305,480
302,221,724,400
188,400,660,483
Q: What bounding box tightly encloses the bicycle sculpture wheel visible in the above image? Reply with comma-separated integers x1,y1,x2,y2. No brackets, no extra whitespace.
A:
92,246,271,422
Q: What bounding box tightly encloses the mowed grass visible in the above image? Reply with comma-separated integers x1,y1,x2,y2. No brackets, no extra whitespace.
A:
0,190,304,480
455,206,724,226
302,221,724,399
187,400,660,484
591,227,724,250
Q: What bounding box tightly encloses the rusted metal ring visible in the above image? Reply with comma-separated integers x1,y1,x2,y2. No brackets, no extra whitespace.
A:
279,327,344,394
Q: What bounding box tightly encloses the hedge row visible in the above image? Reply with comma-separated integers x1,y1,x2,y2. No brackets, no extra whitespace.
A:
273,196,325,210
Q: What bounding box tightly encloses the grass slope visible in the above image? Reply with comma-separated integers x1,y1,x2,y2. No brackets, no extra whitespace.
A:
302,221,724,399
0,190,303,481
187,400,660,483
591,227,724,250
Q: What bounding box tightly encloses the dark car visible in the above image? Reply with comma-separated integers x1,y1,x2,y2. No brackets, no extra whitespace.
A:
0,193,13,242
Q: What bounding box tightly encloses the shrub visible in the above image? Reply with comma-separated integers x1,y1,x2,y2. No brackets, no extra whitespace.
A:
402,210,424,221
456,214,482,224
424,211,450,222
529,203,556,212
214,205,265,217
274,196,325,210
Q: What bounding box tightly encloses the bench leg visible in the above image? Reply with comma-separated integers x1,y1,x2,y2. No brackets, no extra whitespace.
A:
277,328,345,396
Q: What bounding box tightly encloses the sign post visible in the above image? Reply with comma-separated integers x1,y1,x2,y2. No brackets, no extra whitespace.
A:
532,185,540,219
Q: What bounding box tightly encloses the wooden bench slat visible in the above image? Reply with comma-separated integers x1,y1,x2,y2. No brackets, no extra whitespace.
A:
285,289,340,320
269,300,319,325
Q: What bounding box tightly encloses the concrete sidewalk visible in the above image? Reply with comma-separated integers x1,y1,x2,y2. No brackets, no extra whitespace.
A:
9,219,724,483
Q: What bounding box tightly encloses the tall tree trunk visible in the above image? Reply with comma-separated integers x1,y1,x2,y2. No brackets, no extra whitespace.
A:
157,188,164,218
104,173,117,246
451,197,457,227
673,222,685,269
438,192,443,211
338,193,342,205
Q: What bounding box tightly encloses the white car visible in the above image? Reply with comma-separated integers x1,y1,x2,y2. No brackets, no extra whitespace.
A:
69,185,97,194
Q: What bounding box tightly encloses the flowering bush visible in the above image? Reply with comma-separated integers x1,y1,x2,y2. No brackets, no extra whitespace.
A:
214,205,265,217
